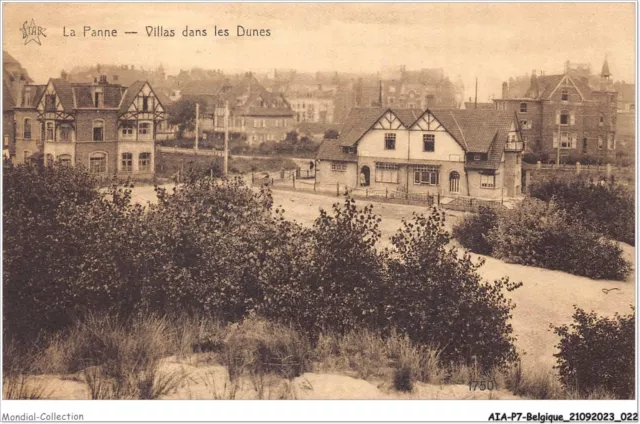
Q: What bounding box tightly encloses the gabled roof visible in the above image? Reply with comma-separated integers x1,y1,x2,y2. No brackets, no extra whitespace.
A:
49,79,76,111
118,81,146,113
180,79,226,97
337,107,387,147
316,138,357,162
337,108,421,147
430,109,515,153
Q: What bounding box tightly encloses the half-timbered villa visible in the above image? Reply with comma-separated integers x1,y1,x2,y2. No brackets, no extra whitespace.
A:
37,75,165,178
316,107,524,199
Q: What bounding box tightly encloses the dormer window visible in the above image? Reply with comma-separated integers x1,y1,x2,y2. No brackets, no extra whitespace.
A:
94,88,104,108
24,87,32,106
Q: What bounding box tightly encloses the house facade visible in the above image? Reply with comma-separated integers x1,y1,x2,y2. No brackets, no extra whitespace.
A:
181,73,295,145
316,108,524,199
35,75,165,178
494,61,618,159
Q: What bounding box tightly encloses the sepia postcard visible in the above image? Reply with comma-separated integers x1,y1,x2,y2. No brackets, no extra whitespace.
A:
1,1,637,422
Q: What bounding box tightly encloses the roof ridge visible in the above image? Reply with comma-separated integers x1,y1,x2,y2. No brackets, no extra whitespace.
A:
449,110,467,148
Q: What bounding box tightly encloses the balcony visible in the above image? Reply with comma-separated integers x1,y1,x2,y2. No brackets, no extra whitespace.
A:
504,141,524,151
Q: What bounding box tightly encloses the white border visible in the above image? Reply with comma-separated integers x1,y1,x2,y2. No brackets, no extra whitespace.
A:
0,0,638,422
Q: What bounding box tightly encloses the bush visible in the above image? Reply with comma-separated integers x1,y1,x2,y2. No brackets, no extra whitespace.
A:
553,307,635,399
383,209,522,372
451,206,498,255
529,177,634,245
487,198,630,280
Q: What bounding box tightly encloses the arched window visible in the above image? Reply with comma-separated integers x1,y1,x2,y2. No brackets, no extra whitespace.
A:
89,152,107,174
93,120,104,142
449,171,460,193
23,118,32,139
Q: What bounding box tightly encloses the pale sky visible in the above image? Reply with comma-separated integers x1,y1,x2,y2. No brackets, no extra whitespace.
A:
3,2,636,101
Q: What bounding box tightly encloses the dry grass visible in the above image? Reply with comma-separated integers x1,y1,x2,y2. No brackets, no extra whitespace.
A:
5,313,621,400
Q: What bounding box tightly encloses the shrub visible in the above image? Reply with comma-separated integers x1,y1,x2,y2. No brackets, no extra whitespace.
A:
529,177,634,245
487,198,631,280
451,206,499,255
553,307,635,399
383,209,522,372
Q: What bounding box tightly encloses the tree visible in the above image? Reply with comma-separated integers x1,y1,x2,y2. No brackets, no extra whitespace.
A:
166,97,208,138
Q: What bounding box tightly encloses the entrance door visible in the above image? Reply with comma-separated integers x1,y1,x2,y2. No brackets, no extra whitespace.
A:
360,166,370,186
449,171,460,193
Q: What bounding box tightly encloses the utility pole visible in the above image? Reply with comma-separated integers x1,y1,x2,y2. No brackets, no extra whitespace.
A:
195,102,199,150
224,101,229,176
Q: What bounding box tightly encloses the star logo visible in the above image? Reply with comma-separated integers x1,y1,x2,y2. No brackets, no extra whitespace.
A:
20,19,46,45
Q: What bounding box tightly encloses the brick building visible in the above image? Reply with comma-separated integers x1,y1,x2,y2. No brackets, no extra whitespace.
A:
181,73,295,145
34,75,165,178
494,60,618,160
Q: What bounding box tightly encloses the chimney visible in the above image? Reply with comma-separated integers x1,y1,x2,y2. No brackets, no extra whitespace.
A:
529,70,539,98
501,82,509,99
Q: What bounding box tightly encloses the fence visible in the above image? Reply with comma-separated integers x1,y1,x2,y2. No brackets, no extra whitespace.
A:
439,196,505,213
251,173,438,206
157,146,224,157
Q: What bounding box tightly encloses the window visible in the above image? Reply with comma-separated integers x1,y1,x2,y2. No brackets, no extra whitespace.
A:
142,96,150,112
23,150,31,162
45,94,56,112
560,110,570,125
121,122,134,137
342,146,356,154
520,103,527,113
253,119,258,128
474,154,481,161
89,152,107,174
559,132,573,148
46,154,54,167
138,152,151,172
24,87,31,106
60,125,71,142
598,136,604,149
519,120,532,130
139,122,151,135
423,134,435,152
449,171,460,193
582,137,588,153
23,118,31,139
607,133,614,150
46,122,54,141
384,133,396,150
94,90,103,108
481,174,496,188
275,119,280,128
561,90,569,101
375,163,399,183
414,165,439,185
331,162,346,172
58,154,72,166
121,152,133,173
599,113,604,127
93,120,104,141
